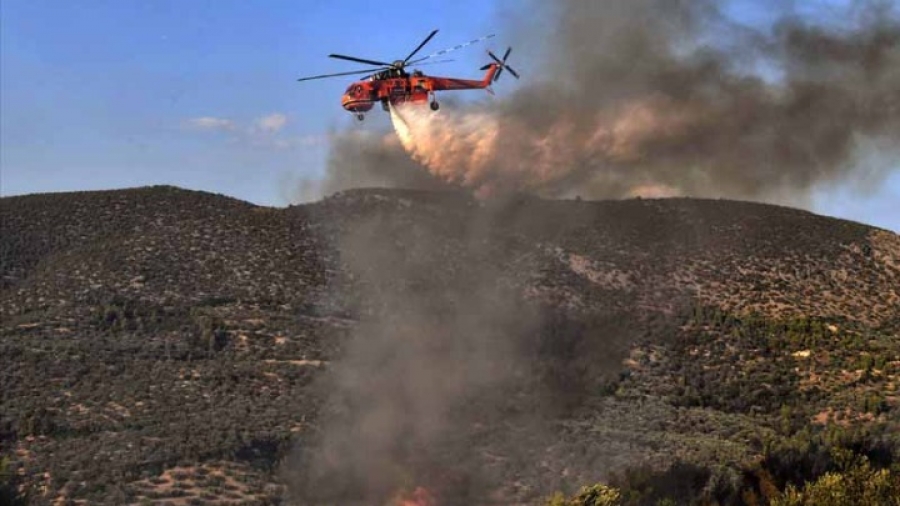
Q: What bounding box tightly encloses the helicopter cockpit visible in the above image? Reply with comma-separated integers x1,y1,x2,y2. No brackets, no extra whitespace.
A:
370,67,409,81
345,84,363,97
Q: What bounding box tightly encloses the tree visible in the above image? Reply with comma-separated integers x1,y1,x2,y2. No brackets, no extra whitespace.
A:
771,455,900,506
546,484,622,506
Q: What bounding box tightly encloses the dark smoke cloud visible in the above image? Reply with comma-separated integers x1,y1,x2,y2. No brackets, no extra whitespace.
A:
312,0,900,203
281,2,900,502
532,0,900,199
282,210,548,504
320,131,448,196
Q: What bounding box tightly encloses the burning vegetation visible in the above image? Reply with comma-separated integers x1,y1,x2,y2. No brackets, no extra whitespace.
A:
392,486,437,506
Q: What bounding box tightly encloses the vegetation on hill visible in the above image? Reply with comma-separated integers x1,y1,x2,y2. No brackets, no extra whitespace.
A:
1,186,898,504
543,304,900,504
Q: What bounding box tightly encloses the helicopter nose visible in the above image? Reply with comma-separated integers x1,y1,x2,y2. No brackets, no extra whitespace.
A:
341,94,359,111
341,94,373,113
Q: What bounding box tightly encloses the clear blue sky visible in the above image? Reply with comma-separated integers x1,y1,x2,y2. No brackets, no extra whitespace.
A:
1,0,898,232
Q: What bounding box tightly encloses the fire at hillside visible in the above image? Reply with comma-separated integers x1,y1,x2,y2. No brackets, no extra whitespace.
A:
393,487,437,506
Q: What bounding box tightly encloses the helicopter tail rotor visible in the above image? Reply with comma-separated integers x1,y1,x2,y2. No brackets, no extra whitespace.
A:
481,47,519,82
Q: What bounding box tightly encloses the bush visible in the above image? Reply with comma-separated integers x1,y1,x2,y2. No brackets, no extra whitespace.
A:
771,454,900,506
547,484,622,506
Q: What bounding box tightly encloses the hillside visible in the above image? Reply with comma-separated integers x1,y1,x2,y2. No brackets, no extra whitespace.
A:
1,186,899,505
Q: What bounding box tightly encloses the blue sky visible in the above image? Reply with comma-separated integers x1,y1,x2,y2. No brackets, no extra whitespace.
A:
1,0,898,232
1,1,495,202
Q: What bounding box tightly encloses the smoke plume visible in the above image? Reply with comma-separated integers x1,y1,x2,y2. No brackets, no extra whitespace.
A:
319,0,900,202
283,1,900,502
318,130,448,196
283,205,557,503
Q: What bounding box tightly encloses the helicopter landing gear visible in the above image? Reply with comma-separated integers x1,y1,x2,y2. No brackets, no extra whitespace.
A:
356,113,365,121
427,91,440,111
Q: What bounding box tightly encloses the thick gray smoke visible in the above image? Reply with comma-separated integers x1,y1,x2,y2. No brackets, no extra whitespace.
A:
281,194,658,503
316,0,900,203
317,131,448,196
282,207,555,504
282,1,900,503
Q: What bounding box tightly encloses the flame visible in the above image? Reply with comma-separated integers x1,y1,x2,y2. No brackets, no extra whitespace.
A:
388,99,703,198
628,183,682,198
392,486,436,506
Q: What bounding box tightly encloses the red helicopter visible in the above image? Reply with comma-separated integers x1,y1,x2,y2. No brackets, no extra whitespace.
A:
297,30,519,121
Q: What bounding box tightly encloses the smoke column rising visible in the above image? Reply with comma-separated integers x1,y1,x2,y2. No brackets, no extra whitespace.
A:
321,0,900,203
284,1,900,502
283,204,551,504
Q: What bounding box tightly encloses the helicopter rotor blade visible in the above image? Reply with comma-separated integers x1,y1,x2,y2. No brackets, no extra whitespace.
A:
407,33,495,65
486,47,520,82
404,29,439,64
297,67,390,82
329,54,393,67
499,46,519,78
409,59,455,68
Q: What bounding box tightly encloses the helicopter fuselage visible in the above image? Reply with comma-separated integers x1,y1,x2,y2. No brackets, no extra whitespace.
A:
340,64,499,116
296,30,516,121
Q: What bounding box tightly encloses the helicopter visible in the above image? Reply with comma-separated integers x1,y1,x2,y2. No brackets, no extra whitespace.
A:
297,30,519,121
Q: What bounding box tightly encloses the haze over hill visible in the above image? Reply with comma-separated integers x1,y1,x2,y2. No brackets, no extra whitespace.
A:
2,186,899,504
317,0,900,231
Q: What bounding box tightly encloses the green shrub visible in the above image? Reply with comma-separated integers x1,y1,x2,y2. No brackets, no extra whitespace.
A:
771,455,900,506
546,484,622,506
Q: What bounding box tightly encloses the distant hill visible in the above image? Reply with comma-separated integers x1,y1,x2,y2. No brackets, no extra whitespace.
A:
2,186,898,505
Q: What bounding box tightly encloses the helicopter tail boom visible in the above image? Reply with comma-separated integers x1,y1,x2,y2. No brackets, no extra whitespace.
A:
425,66,497,91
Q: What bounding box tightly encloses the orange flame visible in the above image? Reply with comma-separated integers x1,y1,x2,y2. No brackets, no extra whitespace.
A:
393,486,437,506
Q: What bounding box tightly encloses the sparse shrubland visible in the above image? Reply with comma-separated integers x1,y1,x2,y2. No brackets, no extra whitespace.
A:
2,187,898,504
